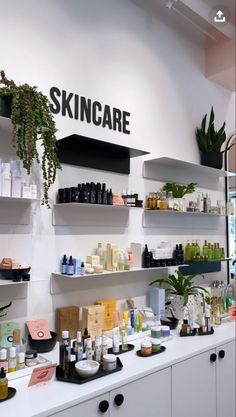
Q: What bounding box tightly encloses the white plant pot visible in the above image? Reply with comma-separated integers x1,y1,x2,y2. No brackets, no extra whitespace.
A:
170,294,202,321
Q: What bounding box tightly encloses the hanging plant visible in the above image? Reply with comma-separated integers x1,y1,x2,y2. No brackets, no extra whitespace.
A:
0,70,61,207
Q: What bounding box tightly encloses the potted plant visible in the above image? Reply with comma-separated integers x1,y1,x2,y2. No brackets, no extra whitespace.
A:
149,270,208,320
162,182,197,198
0,70,61,206
195,106,227,169
162,182,197,211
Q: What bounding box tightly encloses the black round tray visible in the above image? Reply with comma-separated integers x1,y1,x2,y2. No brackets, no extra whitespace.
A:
136,345,166,357
0,387,16,402
198,326,214,336
108,344,134,355
179,328,197,337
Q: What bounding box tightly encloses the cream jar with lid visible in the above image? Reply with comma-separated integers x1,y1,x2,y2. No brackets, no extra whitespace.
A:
161,325,170,337
103,354,117,371
140,339,152,357
151,338,161,353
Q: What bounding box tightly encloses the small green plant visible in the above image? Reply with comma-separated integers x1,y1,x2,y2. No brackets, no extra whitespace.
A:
149,270,208,306
195,106,227,153
162,182,197,198
0,70,61,207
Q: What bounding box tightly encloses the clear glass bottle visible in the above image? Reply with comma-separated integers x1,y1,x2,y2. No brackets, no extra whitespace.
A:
159,191,168,210
121,320,128,351
85,338,93,360
167,191,174,210
75,331,83,362
0,367,8,400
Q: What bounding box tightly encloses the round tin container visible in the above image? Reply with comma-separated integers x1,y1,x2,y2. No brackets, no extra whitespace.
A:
103,354,117,371
25,349,38,366
161,325,170,337
140,339,152,357
150,326,162,338
151,338,161,353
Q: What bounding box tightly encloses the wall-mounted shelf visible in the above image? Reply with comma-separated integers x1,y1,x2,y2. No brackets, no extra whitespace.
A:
0,197,38,225
179,261,221,275
56,134,149,174
142,209,225,230
143,157,234,189
52,203,130,227
0,280,28,301
50,266,179,294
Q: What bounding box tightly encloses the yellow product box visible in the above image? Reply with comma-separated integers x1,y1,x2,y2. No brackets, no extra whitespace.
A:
95,299,117,331
82,305,105,338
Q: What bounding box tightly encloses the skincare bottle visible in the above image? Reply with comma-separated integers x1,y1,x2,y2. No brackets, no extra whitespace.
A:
61,254,67,274
0,349,8,373
89,182,96,204
82,328,90,350
8,346,17,372
1,163,11,197
96,183,102,204
59,330,71,376
12,329,21,353
121,320,128,351
80,262,85,275
75,331,83,362
127,318,133,336
102,183,107,205
94,336,102,363
16,352,25,370
11,160,22,198
184,241,192,262
107,188,113,205
181,319,190,335
101,334,108,359
67,256,74,275
112,327,120,354
202,240,208,258
85,338,93,360
0,367,8,400
118,251,125,271
123,251,130,271
30,183,37,199
142,244,150,268
22,180,31,198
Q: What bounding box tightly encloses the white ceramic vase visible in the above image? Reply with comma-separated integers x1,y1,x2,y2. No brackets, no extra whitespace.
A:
170,294,202,321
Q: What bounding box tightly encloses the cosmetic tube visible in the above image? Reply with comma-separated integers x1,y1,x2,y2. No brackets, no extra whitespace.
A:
112,326,120,354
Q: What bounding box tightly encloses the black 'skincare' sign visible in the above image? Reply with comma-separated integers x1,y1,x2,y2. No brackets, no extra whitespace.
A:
49,87,130,134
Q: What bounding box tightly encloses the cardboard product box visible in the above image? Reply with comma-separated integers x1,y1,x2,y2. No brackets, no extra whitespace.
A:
81,305,105,338
0,321,19,347
56,306,80,339
95,299,117,330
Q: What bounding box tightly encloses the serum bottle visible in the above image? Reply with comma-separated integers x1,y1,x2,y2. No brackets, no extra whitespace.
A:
0,367,8,400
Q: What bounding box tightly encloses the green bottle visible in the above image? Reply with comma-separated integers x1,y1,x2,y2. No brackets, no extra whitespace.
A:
202,240,208,258
220,247,225,259
208,243,213,260
184,241,192,262
195,241,200,257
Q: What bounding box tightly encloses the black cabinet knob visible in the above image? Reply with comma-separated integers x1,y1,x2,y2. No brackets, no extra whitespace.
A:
210,353,217,362
98,400,109,413
218,350,225,359
114,394,124,406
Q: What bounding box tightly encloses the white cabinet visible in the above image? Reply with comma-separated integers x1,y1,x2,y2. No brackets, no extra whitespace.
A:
172,341,236,417
216,341,235,417
49,393,110,416
110,368,171,417
49,367,171,417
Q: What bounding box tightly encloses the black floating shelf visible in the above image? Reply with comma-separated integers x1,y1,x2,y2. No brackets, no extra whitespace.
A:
179,261,221,275
55,134,149,174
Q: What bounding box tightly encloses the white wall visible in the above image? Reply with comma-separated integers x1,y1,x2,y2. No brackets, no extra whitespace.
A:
0,0,233,332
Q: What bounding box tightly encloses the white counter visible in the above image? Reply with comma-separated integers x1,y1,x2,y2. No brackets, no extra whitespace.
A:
1,322,235,417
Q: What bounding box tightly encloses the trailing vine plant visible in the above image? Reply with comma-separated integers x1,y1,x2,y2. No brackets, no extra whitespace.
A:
0,70,61,206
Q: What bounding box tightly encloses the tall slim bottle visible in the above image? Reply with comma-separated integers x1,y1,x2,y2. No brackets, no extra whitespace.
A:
59,330,71,378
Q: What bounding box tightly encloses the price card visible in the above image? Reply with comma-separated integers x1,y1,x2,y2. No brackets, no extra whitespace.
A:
28,363,57,387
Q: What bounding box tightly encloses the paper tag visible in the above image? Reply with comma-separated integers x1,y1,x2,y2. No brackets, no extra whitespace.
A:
26,319,51,340
28,363,57,387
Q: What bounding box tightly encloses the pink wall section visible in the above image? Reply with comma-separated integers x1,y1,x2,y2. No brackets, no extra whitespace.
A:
205,39,235,92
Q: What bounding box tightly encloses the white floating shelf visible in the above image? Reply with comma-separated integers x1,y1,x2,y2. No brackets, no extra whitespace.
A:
50,266,177,294
0,280,28,300
0,197,38,225
52,203,130,227
144,209,227,217
143,157,235,189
